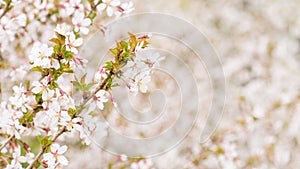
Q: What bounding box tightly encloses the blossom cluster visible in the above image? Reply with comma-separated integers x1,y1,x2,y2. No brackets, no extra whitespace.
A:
0,0,133,74
60,0,300,168
0,1,165,169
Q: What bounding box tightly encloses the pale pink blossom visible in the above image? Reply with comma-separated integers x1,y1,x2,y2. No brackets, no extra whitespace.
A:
9,84,32,112
94,66,108,83
29,43,59,69
96,0,120,17
55,23,72,36
31,80,55,102
41,143,68,168
128,71,151,95
65,0,84,16
115,1,134,17
65,32,83,54
91,89,108,110
72,11,91,35
5,146,33,169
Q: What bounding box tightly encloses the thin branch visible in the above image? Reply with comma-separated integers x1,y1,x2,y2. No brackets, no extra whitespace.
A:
0,0,12,20
25,146,44,169
82,70,114,107
26,126,66,169
26,70,114,169
0,135,13,152
0,154,9,165
26,31,133,168
87,0,102,18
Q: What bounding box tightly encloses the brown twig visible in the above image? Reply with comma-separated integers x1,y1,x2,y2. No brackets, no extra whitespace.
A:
0,135,14,152
82,70,114,107
87,0,102,18
26,70,114,169
26,126,66,169
26,31,136,168
0,0,12,19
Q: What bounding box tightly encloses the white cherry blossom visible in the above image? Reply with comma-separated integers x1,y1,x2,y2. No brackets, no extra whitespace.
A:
29,43,54,68
65,0,84,16
96,0,120,17
41,143,68,168
94,66,108,83
55,23,72,36
115,1,134,17
72,11,91,35
128,70,151,95
91,89,108,110
130,159,154,169
142,52,165,68
4,146,32,169
31,80,55,102
9,84,33,113
65,32,83,54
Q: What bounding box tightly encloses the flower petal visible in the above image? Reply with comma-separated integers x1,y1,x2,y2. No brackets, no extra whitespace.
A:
97,4,106,12
58,145,68,154
106,7,114,16
57,155,69,165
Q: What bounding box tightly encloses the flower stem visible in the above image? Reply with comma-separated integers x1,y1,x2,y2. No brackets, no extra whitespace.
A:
26,70,114,169
87,0,102,18
0,0,12,19
26,126,66,169
0,135,14,152
82,70,114,107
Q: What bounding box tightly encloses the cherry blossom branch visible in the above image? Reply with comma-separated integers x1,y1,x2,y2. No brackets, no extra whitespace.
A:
0,155,8,165
87,0,102,18
83,70,114,107
0,0,12,19
26,126,67,169
26,34,149,168
26,146,45,169
26,70,114,169
0,135,14,152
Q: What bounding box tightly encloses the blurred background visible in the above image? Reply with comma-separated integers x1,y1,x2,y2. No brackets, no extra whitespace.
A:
1,0,300,168
66,0,300,168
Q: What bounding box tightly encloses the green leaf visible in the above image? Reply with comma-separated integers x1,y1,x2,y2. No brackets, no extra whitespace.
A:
53,44,61,53
35,93,42,103
68,108,76,117
89,12,97,20
36,136,43,144
86,82,95,89
109,48,118,55
128,54,135,60
36,136,53,147
49,8,59,14
34,160,41,168
64,50,73,61
80,73,87,84
129,32,136,42
71,80,82,91
55,32,66,44
30,67,43,73
120,41,128,50
105,61,113,70
63,69,74,73
24,113,33,123
49,38,60,44
111,83,119,87
53,82,59,88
